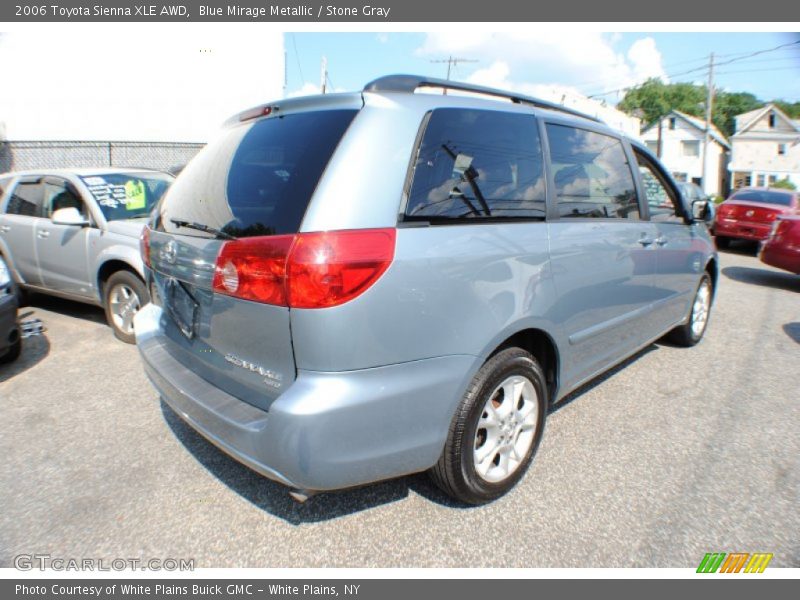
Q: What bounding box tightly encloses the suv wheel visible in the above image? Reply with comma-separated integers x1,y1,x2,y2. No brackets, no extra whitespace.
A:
429,347,547,505
666,273,712,347
103,270,149,344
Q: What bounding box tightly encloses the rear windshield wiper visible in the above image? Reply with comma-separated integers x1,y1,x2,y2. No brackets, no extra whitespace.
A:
170,219,237,240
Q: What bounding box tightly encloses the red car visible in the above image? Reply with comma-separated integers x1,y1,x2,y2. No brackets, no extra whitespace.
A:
760,216,800,275
714,187,799,248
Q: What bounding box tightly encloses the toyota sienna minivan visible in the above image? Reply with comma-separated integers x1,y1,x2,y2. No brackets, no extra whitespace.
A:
136,75,717,504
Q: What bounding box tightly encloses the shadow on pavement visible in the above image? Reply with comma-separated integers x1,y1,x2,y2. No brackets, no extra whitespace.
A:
24,293,106,325
722,266,800,293
783,323,800,344
0,329,50,383
160,401,469,524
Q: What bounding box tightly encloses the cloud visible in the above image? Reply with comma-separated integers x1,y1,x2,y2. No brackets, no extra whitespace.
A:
286,82,346,98
417,32,667,99
376,33,389,44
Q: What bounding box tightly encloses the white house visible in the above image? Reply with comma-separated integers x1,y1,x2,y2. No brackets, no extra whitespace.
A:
728,104,800,190
641,110,730,197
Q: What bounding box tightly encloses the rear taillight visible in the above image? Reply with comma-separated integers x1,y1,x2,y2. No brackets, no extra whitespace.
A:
140,227,151,268
212,228,396,309
212,235,295,305
718,205,733,217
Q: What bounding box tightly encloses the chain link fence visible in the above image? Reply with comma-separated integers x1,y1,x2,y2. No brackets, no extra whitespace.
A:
0,140,205,174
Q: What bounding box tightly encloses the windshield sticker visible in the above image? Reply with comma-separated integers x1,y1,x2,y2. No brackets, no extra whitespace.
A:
124,180,146,211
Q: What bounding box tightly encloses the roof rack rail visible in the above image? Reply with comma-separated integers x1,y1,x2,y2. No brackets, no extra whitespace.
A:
363,74,602,123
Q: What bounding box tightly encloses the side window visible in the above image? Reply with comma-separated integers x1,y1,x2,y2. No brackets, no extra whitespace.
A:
6,181,44,217
545,124,639,219
635,151,684,223
405,109,546,220
43,179,87,219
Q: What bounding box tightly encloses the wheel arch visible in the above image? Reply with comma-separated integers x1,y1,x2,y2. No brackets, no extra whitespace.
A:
96,259,142,302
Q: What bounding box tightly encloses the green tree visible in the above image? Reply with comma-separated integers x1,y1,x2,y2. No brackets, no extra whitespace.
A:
617,79,771,137
773,100,800,119
772,178,797,191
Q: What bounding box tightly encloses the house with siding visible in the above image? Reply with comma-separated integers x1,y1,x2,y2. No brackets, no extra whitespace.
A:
640,110,729,197
728,104,800,190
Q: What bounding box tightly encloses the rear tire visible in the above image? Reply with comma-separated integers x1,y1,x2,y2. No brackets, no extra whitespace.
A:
0,337,22,364
666,273,713,347
103,270,149,344
429,347,547,505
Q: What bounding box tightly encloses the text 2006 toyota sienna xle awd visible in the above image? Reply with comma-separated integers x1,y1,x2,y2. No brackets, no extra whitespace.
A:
136,75,717,504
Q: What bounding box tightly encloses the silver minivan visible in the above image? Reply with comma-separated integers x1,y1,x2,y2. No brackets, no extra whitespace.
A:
136,76,717,504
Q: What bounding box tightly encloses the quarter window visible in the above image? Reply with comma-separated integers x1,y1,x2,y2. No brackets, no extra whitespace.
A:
545,124,639,219
5,181,44,217
405,109,546,220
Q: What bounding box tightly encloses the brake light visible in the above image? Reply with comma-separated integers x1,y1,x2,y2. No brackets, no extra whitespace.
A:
140,227,151,268
212,235,294,305
211,228,396,309
718,204,734,217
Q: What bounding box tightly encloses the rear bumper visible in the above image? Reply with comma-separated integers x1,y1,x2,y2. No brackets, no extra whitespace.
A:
135,303,476,491
0,289,19,356
714,219,772,241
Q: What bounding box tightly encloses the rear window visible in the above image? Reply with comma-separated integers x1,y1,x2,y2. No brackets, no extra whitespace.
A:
156,110,357,238
730,189,794,207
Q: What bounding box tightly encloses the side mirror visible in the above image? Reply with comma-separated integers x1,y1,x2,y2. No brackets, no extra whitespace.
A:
692,199,715,224
51,207,90,227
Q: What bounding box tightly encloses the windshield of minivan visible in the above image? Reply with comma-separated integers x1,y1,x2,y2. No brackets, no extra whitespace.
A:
156,110,357,238
730,189,794,207
80,172,174,221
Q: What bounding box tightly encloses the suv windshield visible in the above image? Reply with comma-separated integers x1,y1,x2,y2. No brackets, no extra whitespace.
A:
80,172,174,221
155,109,358,238
730,189,794,207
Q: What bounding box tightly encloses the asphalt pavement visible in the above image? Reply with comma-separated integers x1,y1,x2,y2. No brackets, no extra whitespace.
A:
1,245,798,568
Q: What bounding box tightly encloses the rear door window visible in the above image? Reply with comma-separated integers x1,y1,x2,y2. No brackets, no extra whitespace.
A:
156,110,357,238
405,108,546,221
5,181,44,217
545,124,639,219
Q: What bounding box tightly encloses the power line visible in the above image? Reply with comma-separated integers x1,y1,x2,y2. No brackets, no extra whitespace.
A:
290,33,305,85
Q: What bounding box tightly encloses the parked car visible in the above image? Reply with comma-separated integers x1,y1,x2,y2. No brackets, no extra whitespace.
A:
135,75,718,505
0,168,174,343
760,216,800,275
0,253,21,363
713,187,799,249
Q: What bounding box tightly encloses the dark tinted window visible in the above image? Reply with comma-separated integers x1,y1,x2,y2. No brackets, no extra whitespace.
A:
730,189,794,207
43,179,88,219
6,181,44,217
405,109,546,220
546,124,639,219
157,110,357,238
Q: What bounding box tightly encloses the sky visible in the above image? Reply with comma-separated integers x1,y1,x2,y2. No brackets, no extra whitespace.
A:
1,29,798,143
287,32,800,103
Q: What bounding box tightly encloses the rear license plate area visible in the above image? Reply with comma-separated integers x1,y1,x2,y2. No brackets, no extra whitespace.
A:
165,278,198,339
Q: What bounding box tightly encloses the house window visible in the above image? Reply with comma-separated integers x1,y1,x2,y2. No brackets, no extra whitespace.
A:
778,143,787,155
756,174,765,187
681,140,700,157
645,140,659,154
768,113,776,128
672,172,688,182
769,175,778,185
669,117,676,130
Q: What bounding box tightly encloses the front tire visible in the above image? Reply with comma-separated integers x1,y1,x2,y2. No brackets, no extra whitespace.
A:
666,273,713,347
429,347,547,505
0,337,21,364
103,270,149,344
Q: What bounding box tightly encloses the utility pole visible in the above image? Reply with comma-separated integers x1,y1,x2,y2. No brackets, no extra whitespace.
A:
701,52,715,194
430,56,478,94
320,55,328,94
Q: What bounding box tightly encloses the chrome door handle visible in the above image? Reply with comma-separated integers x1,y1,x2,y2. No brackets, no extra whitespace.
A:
37,230,50,239
655,236,668,247
637,236,654,247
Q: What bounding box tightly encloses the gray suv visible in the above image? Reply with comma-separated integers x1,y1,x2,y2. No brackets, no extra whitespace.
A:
136,76,717,504
0,168,174,343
